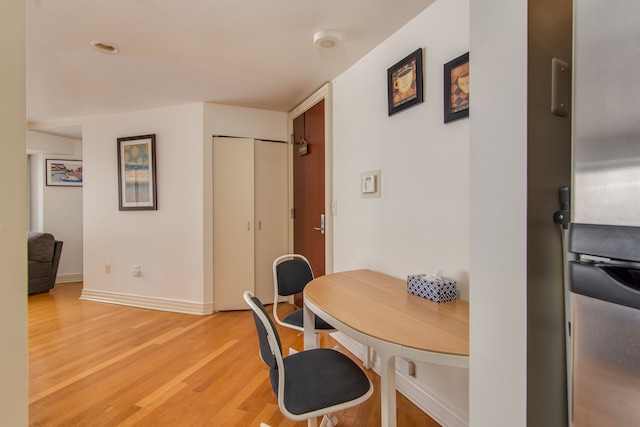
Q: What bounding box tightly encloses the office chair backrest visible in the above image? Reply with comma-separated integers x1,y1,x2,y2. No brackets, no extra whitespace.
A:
275,257,314,296
244,291,282,371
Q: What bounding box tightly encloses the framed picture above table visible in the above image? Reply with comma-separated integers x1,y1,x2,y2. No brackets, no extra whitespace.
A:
444,52,470,123
387,48,424,116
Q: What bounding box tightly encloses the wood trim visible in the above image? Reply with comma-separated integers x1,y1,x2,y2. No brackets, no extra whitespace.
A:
287,82,334,274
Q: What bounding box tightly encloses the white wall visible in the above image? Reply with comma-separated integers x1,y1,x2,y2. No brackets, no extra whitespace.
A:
82,103,209,311
0,0,28,423
81,102,286,314
333,0,470,300
332,0,470,424
28,132,84,281
27,130,80,154
469,0,528,426
29,154,44,231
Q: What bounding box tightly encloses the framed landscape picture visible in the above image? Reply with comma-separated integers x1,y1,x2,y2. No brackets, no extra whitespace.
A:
444,52,470,123
117,134,157,211
46,159,83,187
387,48,424,116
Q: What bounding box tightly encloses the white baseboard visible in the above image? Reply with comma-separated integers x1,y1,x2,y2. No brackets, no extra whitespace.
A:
80,289,214,315
55,273,83,284
331,332,469,427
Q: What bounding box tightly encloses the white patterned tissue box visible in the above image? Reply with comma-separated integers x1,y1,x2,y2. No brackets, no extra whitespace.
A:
407,274,457,303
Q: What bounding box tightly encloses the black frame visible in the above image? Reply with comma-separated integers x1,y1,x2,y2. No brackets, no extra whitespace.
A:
387,48,424,116
45,159,83,187
444,52,470,123
117,134,157,211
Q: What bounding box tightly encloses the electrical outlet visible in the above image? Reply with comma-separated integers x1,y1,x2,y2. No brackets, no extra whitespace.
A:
132,265,140,277
105,263,111,273
408,361,416,377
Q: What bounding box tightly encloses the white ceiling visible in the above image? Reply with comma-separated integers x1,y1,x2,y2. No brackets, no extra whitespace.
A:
27,0,435,140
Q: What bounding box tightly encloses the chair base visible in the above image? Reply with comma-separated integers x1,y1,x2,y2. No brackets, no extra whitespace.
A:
320,413,339,427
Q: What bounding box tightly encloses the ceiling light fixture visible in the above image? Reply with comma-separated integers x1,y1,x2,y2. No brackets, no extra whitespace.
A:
313,30,343,49
90,41,119,54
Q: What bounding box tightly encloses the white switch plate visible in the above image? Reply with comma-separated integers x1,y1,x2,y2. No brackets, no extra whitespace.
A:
361,170,381,198
362,174,376,193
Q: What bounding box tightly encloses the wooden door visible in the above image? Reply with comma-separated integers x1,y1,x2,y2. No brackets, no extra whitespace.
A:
293,100,325,298
213,137,255,311
254,140,288,302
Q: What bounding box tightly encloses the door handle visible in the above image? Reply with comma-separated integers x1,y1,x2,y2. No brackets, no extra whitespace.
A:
313,214,325,235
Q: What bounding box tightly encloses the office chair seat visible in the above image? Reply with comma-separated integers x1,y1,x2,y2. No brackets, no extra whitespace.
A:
274,348,372,416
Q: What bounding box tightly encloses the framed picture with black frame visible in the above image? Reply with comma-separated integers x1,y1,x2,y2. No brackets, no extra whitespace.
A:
444,52,469,123
387,48,424,116
45,159,83,187
117,134,157,211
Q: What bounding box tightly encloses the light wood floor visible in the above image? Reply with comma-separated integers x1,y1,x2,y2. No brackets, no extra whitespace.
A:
28,283,440,427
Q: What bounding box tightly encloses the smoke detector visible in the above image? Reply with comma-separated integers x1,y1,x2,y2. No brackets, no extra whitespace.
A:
313,30,343,49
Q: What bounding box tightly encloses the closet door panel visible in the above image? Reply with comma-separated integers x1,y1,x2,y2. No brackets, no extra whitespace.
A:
254,140,288,302
213,137,255,310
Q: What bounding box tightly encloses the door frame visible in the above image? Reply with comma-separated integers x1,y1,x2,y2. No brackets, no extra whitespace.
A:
287,83,333,275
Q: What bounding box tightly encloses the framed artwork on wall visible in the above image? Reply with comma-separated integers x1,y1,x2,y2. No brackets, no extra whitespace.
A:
444,52,470,123
117,134,157,211
387,48,424,116
45,159,83,187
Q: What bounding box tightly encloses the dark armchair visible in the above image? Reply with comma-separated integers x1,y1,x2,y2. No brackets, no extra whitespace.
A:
28,232,63,294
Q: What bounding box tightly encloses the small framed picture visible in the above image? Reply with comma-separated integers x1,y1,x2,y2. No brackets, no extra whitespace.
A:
444,52,470,123
46,159,83,187
387,48,424,116
117,134,157,211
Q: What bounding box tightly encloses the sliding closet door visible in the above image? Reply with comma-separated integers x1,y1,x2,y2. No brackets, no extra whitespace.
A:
213,137,255,311
254,140,288,301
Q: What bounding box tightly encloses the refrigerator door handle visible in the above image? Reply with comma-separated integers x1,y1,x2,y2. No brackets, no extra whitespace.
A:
570,261,640,310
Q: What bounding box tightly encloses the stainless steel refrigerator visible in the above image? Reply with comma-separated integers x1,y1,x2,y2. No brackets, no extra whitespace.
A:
569,0,640,426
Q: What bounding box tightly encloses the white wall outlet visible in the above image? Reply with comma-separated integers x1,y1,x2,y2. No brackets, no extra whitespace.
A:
132,265,140,277
105,263,111,273
408,360,416,377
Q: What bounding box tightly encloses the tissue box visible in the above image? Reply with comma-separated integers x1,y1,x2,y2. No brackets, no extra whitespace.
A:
407,274,457,303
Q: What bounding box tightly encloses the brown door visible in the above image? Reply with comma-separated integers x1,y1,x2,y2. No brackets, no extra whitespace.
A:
293,99,325,305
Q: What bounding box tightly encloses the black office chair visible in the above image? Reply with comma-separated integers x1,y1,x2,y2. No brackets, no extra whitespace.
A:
272,254,334,333
244,291,373,427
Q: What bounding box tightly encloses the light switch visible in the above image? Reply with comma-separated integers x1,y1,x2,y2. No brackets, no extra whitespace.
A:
361,170,381,198
362,174,376,193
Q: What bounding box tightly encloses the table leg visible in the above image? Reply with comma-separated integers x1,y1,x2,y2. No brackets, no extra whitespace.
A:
303,304,319,427
303,303,319,350
379,349,397,427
